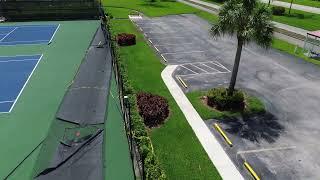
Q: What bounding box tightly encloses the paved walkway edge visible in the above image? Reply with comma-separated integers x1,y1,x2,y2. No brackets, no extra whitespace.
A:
261,0,320,14
161,65,244,180
181,0,309,41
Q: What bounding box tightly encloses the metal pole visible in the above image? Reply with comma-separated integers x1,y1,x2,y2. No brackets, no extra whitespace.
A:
289,0,293,14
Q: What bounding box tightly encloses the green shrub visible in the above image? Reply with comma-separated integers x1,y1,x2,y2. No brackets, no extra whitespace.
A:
207,87,244,111
272,6,286,16
244,96,266,115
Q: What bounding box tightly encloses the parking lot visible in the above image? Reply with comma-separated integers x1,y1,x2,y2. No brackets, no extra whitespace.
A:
131,14,320,179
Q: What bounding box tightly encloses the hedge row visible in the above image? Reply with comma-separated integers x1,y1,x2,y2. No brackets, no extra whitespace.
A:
110,24,167,179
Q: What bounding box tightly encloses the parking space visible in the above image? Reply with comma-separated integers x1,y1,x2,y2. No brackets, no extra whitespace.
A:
176,61,230,76
130,14,320,179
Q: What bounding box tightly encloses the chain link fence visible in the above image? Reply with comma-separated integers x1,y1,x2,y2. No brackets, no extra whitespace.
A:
101,12,145,180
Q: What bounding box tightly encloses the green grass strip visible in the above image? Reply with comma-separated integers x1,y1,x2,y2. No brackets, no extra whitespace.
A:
108,16,221,179
277,0,320,8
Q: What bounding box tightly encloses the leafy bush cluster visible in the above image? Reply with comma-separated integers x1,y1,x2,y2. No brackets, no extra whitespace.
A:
110,24,166,179
207,87,245,111
117,33,136,46
272,6,286,16
137,92,169,128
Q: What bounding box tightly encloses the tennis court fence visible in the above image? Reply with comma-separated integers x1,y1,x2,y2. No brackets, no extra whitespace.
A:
0,0,101,21
101,16,145,180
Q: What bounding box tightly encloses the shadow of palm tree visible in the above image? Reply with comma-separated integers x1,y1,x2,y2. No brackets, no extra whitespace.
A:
218,112,284,143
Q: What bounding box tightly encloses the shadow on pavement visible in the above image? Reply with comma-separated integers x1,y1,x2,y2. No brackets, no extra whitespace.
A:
219,112,284,143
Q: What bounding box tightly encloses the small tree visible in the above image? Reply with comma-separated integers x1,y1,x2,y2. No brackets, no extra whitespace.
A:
211,0,273,95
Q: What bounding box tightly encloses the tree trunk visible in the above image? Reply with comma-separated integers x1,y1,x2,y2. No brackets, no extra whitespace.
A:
289,0,293,14
228,38,243,95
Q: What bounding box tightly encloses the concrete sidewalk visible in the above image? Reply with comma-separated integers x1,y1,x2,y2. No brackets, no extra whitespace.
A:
161,65,244,180
180,0,309,43
261,0,320,14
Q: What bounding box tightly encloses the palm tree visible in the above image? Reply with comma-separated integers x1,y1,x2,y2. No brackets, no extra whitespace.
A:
211,0,274,95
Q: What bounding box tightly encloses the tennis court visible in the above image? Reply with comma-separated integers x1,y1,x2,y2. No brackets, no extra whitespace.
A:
0,54,42,113
0,24,59,45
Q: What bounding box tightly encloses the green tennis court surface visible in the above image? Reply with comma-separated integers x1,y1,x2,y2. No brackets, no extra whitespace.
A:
0,20,99,179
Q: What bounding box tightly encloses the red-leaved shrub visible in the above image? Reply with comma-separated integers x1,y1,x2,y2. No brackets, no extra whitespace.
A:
117,33,136,46
137,92,169,128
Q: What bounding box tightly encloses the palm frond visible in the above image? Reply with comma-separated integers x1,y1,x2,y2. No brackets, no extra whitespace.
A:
211,0,273,49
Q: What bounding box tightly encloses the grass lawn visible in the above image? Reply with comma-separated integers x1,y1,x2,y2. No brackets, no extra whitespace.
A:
272,8,320,31
109,19,221,179
104,2,222,178
277,0,320,8
104,1,218,23
272,38,320,65
103,0,319,178
196,0,320,31
187,91,265,120
104,0,201,17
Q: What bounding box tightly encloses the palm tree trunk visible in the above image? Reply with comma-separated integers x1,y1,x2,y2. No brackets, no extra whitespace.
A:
228,38,243,95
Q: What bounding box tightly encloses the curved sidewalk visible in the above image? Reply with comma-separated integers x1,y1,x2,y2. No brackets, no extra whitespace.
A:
161,65,243,180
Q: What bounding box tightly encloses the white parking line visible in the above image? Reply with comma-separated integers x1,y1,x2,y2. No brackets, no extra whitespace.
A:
136,22,162,25
144,32,179,35
139,26,153,29
237,146,296,154
161,50,206,55
212,61,231,72
189,63,209,73
153,42,193,47
181,65,198,74
149,36,185,40
202,63,219,72
203,62,230,73
178,71,229,77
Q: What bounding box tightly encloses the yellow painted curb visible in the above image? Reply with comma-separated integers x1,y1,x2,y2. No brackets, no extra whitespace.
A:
244,162,260,180
213,123,233,146
177,76,188,88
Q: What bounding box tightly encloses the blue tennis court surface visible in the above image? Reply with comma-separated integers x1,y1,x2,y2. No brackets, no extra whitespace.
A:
0,24,59,46
0,54,42,113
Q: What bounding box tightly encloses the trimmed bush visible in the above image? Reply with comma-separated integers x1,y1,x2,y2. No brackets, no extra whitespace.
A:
111,28,166,178
272,6,286,16
117,33,136,46
207,87,244,111
137,92,169,128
